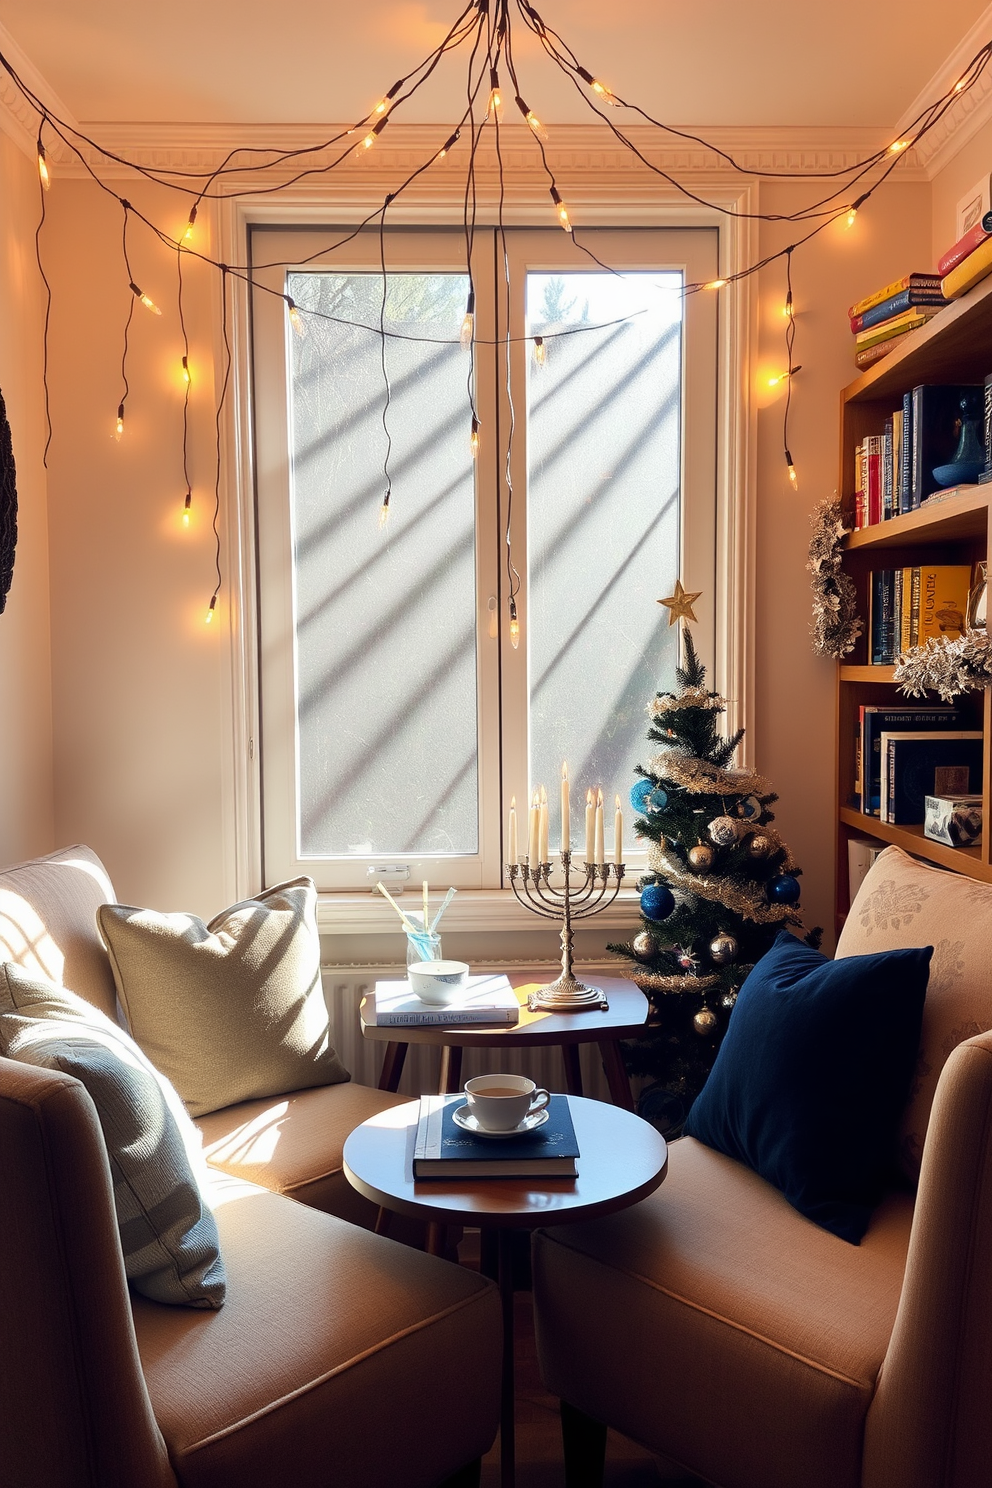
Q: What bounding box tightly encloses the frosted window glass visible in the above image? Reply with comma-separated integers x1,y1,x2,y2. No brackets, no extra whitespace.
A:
286,271,478,857
526,272,683,841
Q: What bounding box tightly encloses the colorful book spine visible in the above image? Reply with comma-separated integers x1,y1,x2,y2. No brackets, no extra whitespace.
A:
882,421,894,519
850,287,949,333
918,566,972,643
855,338,905,371
984,374,992,477
936,221,992,278
866,435,883,525
941,236,992,299
848,273,944,318
892,408,903,515
899,390,913,513
855,309,941,349
870,570,896,664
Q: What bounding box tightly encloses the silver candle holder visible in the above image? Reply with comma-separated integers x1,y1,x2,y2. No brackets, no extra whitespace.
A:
505,851,626,1012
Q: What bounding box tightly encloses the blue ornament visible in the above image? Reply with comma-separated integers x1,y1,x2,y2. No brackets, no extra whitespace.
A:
629,778,655,813
647,786,669,813
640,883,676,921
768,874,801,905
738,795,763,821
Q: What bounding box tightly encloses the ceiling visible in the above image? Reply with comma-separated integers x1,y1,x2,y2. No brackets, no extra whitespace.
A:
1,0,990,131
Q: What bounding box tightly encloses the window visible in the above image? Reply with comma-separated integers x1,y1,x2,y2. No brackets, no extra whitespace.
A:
250,225,718,892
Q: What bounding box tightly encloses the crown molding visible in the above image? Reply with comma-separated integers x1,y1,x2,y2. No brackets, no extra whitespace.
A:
0,20,77,161
893,4,992,176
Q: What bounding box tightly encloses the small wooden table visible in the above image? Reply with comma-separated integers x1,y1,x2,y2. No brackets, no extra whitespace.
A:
359,973,649,1110
343,1095,667,1488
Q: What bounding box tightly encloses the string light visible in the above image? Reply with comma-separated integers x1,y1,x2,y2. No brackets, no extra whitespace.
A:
354,115,389,158
487,67,503,121
373,79,403,116
129,280,162,315
470,414,480,456
514,94,548,140
508,595,520,650
704,278,727,291
205,595,217,625
549,185,572,233
576,65,618,105
184,204,197,241
785,449,798,490
768,365,802,388
181,355,191,385
888,140,909,153
460,288,475,348
114,402,124,441
378,490,391,529
845,193,869,229
533,335,546,366
782,246,799,491
183,491,192,526
782,291,794,319
36,135,50,190
436,129,461,161
287,298,306,338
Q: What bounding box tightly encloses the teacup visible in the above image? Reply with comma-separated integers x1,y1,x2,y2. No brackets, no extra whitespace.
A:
407,959,470,1006
464,1074,551,1132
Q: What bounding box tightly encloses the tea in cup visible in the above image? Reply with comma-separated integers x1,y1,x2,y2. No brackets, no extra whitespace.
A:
464,1074,551,1132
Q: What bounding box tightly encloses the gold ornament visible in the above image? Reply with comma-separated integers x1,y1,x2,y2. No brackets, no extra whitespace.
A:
693,1006,718,1035
688,844,714,872
658,579,702,627
708,815,739,847
632,931,658,959
709,932,738,964
748,834,771,857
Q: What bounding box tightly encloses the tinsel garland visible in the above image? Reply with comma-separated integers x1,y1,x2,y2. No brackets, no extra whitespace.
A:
649,687,726,715
616,964,722,995
648,753,772,797
808,499,862,659
647,842,802,924
894,629,992,701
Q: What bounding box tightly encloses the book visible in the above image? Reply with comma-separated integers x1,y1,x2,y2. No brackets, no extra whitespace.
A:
869,570,896,664
882,420,894,520
942,236,992,299
881,733,983,825
899,391,913,513
850,286,949,333
855,337,905,370
412,1093,580,1177
859,705,959,816
854,307,944,346
921,484,981,507
917,564,971,643
910,385,983,508
936,221,991,278
984,373,992,477
891,408,903,515
369,974,520,1027
848,273,943,319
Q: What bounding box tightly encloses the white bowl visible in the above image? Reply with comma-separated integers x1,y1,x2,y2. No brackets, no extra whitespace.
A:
407,959,470,1006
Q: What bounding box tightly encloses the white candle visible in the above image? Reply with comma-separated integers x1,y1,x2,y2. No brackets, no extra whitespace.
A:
528,791,540,864
614,794,624,863
560,762,570,853
508,796,518,863
539,785,549,863
594,788,605,864
585,789,595,863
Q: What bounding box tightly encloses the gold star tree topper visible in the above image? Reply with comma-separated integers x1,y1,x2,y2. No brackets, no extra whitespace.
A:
658,580,702,626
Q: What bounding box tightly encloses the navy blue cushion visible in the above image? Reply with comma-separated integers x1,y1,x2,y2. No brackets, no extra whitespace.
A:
684,930,931,1243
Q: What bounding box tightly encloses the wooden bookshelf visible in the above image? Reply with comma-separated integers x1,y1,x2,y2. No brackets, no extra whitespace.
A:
836,274,992,927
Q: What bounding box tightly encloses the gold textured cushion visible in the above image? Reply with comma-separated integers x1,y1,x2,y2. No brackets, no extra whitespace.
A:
836,845,992,1181
98,879,349,1118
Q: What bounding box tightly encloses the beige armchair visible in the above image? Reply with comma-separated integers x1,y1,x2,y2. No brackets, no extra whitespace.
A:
531,845,992,1488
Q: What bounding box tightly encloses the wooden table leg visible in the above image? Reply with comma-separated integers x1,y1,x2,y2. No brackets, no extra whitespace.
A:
561,1043,584,1097
439,1044,463,1094
599,1040,635,1111
497,1227,516,1488
378,1041,408,1092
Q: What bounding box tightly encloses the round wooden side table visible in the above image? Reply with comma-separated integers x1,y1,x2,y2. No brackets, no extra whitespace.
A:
343,1094,668,1488
359,973,650,1110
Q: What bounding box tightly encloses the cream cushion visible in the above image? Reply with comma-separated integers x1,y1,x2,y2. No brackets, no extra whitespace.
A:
99,879,349,1118
836,845,992,1181
0,964,225,1309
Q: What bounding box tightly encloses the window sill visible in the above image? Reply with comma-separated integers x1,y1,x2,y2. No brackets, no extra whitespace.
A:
317,885,643,936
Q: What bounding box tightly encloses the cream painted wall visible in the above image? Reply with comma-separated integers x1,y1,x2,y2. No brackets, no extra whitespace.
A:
754,179,933,948
42,178,232,913
0,130,54,865
931,120,992,258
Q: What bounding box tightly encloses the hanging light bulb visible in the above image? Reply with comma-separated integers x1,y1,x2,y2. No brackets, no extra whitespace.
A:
704,278,727,291
514,94,548,140
114,403,125,442
37,136,51,191
435,129,461,162
576,65,618,105
205,595,217,625
508,595,520,650
182,492,192,527
287,299,306,339
378,490,391,529
460,289,476,349
184,204,197,241
372,79,403,117
845,193,869,229
785,448,798,491
888,139,909,153
353,115,389,158
549,185,572,234
768,365,801,388
129,281,162,315
181,355,191,385
470,415,480,457
783,290,794,319
487,67,503,121
533,335,546,366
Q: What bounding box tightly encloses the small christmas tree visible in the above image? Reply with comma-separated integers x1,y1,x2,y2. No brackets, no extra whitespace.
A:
609,627,820,1134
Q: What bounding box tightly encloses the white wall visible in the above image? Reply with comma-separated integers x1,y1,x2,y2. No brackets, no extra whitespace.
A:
0,130,54,865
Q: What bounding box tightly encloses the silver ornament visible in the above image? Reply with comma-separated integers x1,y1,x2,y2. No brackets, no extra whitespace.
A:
693,1006,718,1035
688,844,714,872
708,815,739,847
632,931,658,960
709,932,738,965
748,834,771,857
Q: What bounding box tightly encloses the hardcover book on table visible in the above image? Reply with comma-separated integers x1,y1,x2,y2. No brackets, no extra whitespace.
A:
880,733,983,825
412,1093,580,1178
370,974,520,1027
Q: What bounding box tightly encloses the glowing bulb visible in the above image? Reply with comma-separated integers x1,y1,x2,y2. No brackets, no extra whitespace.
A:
888,139,909,153
845,194,868,230
704,279,727,291
378,491,391,529
470,415,480,457
954,77,966,92
436,129,460,161
514,94,548,140
37,140,50,190
373,79,402,117
287,300,306,338
353,115,388,158
577,66,618,105
785,449,798,491
487,89,503,120
549,186,572,234
533,336,546,366
129,281,162,315
768,366,800,388
846,206,858,228
205,595,217,625
114,403,125,442
184,204,197,240
460,289,475,349
182,492,191,527
783,292,794,319
181,355,191,385
509,597,520,649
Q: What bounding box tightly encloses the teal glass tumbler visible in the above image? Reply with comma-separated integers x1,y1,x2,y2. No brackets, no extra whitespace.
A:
406,913,442,968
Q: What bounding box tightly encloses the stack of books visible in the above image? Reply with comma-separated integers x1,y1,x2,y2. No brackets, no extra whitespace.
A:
412,1093,580,1178
939,209,992,300
854,702,983,826
849,274,947,371
852,384,984,527
369,973,521,1027
868,564,971,664
856,704,961,817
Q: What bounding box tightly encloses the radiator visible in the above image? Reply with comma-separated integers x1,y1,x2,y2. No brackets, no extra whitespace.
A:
321,968,614,1102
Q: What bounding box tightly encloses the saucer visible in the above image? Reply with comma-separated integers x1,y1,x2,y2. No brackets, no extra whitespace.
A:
452,1103,550,1139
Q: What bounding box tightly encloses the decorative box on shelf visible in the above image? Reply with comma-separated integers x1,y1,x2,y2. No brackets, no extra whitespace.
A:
924,794,983,847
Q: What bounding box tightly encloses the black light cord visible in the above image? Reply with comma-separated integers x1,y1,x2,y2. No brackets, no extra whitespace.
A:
34,120,53,468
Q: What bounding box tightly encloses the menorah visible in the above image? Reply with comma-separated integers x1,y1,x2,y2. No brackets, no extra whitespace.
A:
505,852,626,1012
